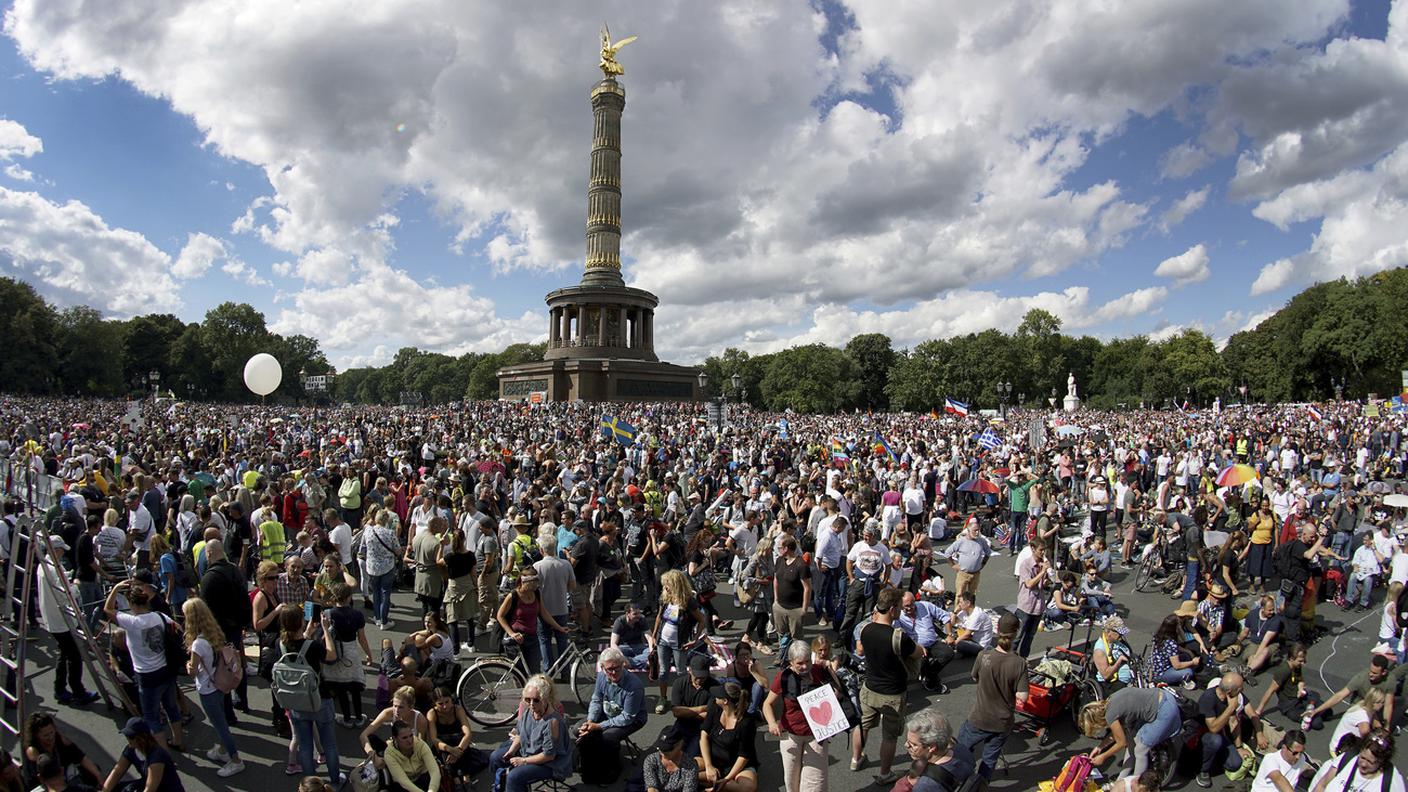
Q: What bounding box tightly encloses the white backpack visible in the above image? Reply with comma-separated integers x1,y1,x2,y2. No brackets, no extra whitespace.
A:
271,640,321,713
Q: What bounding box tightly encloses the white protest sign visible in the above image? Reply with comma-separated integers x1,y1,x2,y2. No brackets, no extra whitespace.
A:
796,684,850,742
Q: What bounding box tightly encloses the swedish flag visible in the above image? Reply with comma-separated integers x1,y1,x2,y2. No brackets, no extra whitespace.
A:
600,414,638,445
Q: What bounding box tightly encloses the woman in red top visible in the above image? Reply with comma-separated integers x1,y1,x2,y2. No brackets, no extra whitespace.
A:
495,569,566,675
763,641,830,792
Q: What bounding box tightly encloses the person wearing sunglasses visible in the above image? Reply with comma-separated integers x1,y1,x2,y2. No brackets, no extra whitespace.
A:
1248,729,1307,792
576,647,646,786
487,674,572,792
1310,728,1403,792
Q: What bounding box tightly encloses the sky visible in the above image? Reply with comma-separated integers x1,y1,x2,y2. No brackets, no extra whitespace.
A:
1,0,1407,369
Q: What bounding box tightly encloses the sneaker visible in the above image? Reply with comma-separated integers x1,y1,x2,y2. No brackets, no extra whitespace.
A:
654,702,667,715
1195,772,1212,788
1182,679,1198,690
354,714,369,727
218,760,246,778
850,758,863,771
336,715,352,728
460,645,477,659
873,771,899,786
206,745,230,762
54,691,73,704
284,762,303,776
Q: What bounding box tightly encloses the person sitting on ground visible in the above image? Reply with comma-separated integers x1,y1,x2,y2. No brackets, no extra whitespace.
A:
100,718,184,792
1247,643,1329,731
1092,616,1134,691
382,720,440,792
696,682,759,792
361,687,431,765
1247,728,1309,792
1238,595,1285,675
487,674,574,792
717,641,770,717
1304,653,1406,734
669,655,717,758
381,654,435,714
1327,689,1388,759
1197,583,1240,659
1194,671,1260,788
897,591,954,693
641,723,696,792
902,707,975,792
1309,728,1403,792
945,591,994,658
1148,613,1200,688
577,646,648,786
21,714,102,791
1043,570,1085,630
427,686,487,783
610,601,655,671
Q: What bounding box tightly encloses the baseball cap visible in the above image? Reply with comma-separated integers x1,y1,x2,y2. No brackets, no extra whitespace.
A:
120,717,152,737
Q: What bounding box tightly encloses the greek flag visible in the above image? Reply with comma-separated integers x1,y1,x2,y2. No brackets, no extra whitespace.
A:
976,428,1002,451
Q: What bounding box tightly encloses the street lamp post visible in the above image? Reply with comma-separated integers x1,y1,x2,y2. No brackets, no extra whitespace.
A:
1185,386,1192,409
1333,376,1344,401
698,372,740,435
1238,383,1248,405
997,381,1012,419
1018,392,1025,408
148,369,160,401
1049,387,1057,409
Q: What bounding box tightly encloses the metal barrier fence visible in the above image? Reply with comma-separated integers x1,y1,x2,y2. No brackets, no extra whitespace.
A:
0,459,61,514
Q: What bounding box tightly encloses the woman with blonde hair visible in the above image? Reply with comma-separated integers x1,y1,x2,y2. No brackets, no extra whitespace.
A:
487,674,573,792
1328,688,1387,754
652,570,708,711
182,597,245,776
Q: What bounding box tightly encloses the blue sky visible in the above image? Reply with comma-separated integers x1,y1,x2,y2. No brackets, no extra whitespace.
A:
1,0,1405,366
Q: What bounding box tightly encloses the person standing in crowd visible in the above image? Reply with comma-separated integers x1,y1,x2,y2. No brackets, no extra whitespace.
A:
840,523,890,642
772,535,810,658
1013,540,1052,658
102,579,184,752
941,519,991,598
180,598,245,778
409,515,446,618
532,534,575,673
813,513,849,628
764,640,832,792
955,613,1027,781
903,707,975,792
36,536,98,708
854,587,919,785
361,510,403,630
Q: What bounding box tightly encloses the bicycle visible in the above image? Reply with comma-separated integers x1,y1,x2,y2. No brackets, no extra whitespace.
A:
1132,527,1185,593
456,636,598,727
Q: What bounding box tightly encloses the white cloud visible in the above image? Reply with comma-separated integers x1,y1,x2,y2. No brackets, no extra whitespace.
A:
3,164,34,182
220,259,270,287
1158,187,1209,232
4,0,1400,364
1249,140,1408,295
0,186,179,316
171,232,227,279
1154,243,1211,285
0,119,42,162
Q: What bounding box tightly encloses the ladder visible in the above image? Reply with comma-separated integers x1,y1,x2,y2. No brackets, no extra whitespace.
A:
0,459,134,749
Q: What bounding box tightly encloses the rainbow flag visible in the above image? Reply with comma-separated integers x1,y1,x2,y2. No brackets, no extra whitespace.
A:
872,430,897,462
830,438,849,460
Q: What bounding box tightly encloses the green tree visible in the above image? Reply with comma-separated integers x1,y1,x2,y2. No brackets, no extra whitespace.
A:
55,306,125,395
0,277,59,393
758,344,858,413
844,333,896,410
122,314,186,392
200,302,273,401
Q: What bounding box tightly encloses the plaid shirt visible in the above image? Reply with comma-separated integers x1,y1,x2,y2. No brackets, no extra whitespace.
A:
276,572,310,606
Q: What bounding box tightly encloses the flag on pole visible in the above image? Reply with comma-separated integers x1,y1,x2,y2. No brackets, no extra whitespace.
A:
600,414,638,444
975,428,1002,451
944,398,970,417
871,431,898,462
830,438,850,460
1307,405,1323,422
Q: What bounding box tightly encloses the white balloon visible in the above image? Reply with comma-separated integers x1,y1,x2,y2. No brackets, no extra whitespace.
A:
243,353,283,396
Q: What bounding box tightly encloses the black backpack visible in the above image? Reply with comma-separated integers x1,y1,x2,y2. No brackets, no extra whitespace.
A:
923,761,987,792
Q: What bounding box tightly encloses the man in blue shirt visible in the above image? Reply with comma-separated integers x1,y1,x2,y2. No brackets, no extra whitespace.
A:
813,513,849,627
577,646,647,785
899,592,954,693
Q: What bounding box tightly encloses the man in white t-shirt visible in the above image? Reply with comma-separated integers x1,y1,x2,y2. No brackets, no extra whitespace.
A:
124,489,155,568
902,480,926,529
1249,729,1308,792
946,590,993,657
839,524,890,640
327,510,354,568
103,578,183,749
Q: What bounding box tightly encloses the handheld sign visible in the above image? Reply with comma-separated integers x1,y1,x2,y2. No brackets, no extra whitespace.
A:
796,684,850,742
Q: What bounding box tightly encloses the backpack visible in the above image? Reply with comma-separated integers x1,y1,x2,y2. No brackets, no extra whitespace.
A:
159,614,189,674
169,550,198,590
923,761,987,792
517,535,543,568
211,642,245,693
272,639,322,713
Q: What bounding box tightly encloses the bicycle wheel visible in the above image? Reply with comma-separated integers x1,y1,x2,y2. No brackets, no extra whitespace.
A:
1133,552,1157,592
568,657,595,708
457,658,525,728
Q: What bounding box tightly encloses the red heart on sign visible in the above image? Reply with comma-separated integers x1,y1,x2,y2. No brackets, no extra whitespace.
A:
807,700,833,726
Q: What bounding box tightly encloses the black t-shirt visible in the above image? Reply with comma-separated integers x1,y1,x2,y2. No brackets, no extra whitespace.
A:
860,622,915,695
703,699,759,769
75,531,98,582
444,550,475,579
1244,609,1282,644
612,614,648,645
655,533,685,574
1196,688,1238,732
669,674,715,737
1281,539,1312,584
570,535,600,585
774,557,808,609
119,744,184,792
328,605,366,643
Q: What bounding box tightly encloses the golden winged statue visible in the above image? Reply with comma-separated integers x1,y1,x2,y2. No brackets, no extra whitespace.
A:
599,24,637,78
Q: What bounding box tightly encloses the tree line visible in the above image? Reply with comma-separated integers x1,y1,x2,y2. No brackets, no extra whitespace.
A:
3,270,1405,410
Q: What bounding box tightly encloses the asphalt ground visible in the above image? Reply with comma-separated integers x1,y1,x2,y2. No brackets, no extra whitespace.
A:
6,535,1400,792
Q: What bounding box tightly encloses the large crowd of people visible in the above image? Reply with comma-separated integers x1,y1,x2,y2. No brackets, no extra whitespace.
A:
1,395,1406,792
